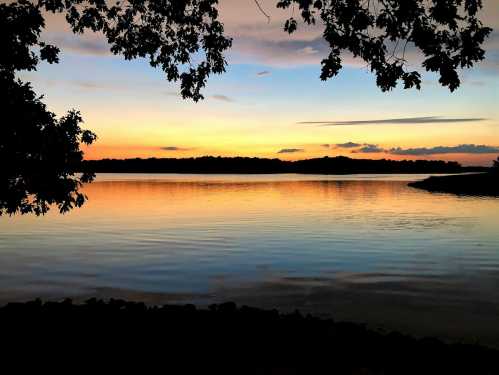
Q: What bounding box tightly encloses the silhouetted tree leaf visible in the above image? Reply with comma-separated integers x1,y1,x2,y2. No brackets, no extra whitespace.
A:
276,0,491,92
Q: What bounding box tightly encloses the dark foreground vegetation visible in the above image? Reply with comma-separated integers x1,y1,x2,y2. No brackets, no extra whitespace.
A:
83,156,484,175
1,299,498,374
409,170,499,197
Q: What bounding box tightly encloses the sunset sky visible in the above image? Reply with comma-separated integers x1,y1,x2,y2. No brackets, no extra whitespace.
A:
23,0,499,166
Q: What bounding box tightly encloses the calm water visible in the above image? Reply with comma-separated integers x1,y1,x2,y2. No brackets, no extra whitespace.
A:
1,174,499,344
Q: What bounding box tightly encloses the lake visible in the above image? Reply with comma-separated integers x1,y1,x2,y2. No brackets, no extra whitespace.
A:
1,174,499,346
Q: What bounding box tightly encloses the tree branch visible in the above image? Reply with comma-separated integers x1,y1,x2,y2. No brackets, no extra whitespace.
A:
254,0,270,23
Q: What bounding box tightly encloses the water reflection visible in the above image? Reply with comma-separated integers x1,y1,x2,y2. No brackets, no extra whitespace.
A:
1,174,499,345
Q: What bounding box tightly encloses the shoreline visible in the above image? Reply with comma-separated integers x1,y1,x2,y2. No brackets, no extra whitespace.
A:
2,299,498,373
409,172,499,197
3,279,499,350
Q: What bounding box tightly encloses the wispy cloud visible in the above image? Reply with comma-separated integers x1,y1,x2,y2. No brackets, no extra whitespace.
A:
256,70,271,77
161,146,193,151
482,31,499,72
298,46,319,55
163,91,179,97
352,144,385,153
336,142,362,148
46,33,110,56
69,80,178,95
278,148,304,154
232,35,329,67
72,80,131,91
389,144,499,155
299,117,487,126
211,94,234,102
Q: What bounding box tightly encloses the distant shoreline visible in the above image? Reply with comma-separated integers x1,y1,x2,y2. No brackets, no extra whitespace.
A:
83,156,488,175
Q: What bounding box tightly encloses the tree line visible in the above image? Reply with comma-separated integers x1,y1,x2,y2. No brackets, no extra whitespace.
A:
83,156,482,174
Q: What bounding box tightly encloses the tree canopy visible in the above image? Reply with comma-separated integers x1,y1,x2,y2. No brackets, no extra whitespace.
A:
0,1,97,215
277,0,491,91
0,0,492,215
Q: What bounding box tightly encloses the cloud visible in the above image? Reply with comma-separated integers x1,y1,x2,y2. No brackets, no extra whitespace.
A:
423,79,487,87
74,81,102,90
299,46,319,55
321,144,330,148
352,144,385,153
211,94,234,102
72,80,130,91
161,146,193,151
163,91,180,97
231,35,330,67
336,142,362,148
299,117,487,126
45,32,110,56
256,70,271,77
217,1,329,67
482,31,499,71
68,80,179,95
463,80,487,87
389,144,499,155
278,148,304,154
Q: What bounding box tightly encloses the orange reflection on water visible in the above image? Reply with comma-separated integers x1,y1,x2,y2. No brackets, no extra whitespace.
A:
5,175,498,239
76,177,478,218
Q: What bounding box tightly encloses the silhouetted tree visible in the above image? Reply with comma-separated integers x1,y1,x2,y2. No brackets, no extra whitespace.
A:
0,1,97,215
1,0,492,214
493,158,499,172
0,76,96,215
277,0,491,91
1,0,231,215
